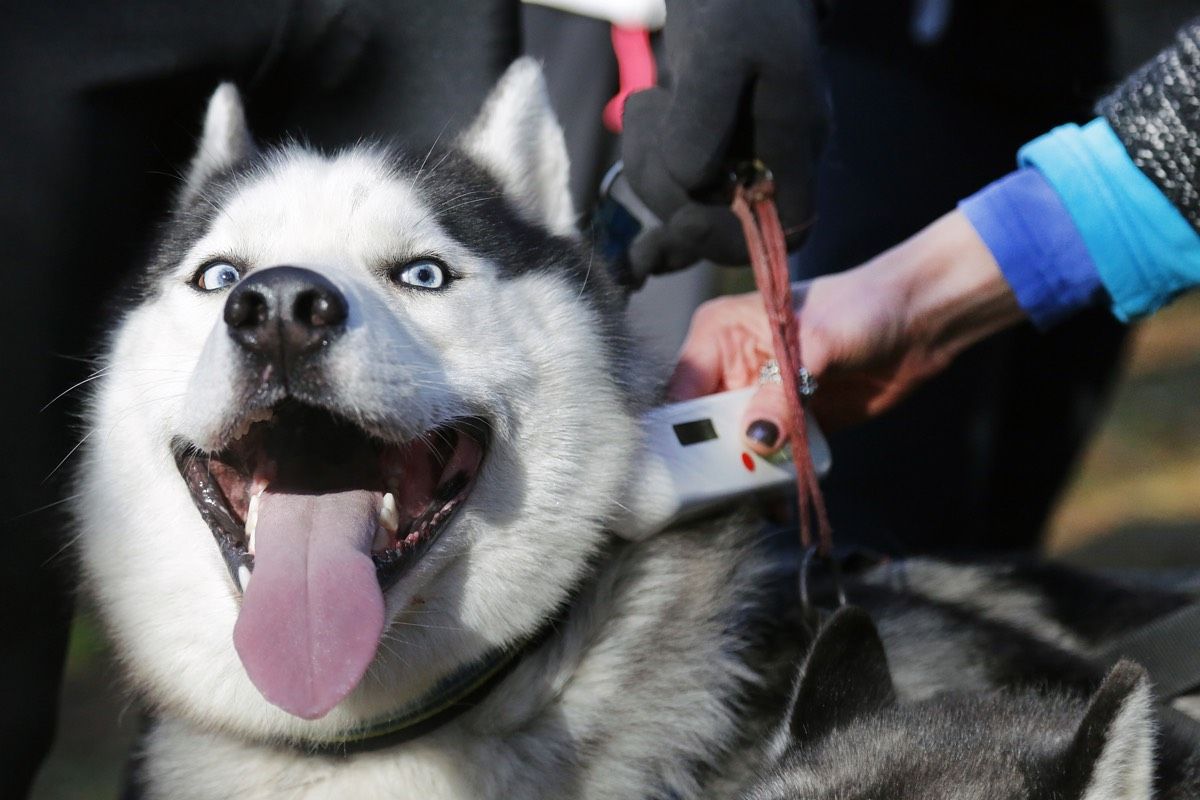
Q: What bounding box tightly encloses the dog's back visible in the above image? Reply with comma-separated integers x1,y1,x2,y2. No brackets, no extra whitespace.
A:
743,607,1200,800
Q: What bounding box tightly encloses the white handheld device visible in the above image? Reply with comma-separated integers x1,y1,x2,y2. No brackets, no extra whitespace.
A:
618,387,832,541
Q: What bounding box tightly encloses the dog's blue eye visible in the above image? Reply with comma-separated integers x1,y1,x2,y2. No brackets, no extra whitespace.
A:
196,262,241,292
394,259,448,290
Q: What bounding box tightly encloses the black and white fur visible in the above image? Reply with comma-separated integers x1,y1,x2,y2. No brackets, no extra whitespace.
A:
76,59,1198,799
744,606,1199,800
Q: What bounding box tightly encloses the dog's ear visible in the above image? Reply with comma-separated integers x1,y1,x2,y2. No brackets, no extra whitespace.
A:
787,606,897,744
1054,661,1156,800
459,57,576,237
180,83,255,209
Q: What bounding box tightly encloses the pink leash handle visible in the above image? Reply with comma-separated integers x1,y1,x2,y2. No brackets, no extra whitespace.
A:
604,25,656,133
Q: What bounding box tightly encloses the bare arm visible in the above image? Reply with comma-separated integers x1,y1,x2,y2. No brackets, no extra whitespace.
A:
669,209,1025,452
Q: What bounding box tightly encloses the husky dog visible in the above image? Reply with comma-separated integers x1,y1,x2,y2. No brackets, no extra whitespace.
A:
77,59,801,799
77,58,1197,799
743,607,1200,800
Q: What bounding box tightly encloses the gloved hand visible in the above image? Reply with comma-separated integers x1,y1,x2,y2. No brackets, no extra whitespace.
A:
621,0,830,285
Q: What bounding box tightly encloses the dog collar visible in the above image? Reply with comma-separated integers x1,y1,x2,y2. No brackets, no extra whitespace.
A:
285,601,568,757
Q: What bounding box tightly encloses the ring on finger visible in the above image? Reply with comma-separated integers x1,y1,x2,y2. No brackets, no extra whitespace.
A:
758,359,782,385
758,359,819,397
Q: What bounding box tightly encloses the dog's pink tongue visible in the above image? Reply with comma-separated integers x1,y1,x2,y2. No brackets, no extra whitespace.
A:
233,490,384,720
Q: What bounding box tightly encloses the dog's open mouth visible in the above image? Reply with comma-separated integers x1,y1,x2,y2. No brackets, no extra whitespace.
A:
172,401,488,719
175,401,487,592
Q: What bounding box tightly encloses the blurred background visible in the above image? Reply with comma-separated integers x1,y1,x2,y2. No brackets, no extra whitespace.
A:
23,0,1200,796
1047,293,1200,566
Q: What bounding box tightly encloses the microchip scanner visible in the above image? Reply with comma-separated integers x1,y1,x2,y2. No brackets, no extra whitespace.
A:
619,387,832,541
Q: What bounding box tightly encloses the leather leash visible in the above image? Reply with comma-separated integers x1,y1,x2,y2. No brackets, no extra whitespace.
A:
731,162,833,558
599,28,836,561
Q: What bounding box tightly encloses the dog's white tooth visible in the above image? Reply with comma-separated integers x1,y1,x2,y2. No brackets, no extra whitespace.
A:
372,524,391,552
238,564,252,592
245,495,259,553
379,492,400,533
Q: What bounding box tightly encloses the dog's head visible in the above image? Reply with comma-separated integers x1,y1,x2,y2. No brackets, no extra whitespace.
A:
745,607,1158,800
79,59,648,741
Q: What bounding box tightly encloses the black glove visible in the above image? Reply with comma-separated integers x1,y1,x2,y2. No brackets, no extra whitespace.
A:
621,0,829,284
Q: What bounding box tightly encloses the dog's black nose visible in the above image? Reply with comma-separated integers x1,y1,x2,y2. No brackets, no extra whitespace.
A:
224,266,348,376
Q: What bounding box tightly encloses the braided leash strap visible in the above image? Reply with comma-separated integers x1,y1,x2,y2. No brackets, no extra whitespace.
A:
731,166,833,556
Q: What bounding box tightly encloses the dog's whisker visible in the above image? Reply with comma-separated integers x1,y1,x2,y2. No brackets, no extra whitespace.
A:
434,196,500,216
4,492,86,525
418,148,454,186
42,430,97,484
429,188,497,212
52,351,105,366
40,368,128,412
577,240,595,301
41,525,93,568
413,120,453,187
391,620,468,632
93,393,188,456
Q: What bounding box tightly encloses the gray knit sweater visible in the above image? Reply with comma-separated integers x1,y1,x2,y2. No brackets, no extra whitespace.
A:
1098,17,1200,233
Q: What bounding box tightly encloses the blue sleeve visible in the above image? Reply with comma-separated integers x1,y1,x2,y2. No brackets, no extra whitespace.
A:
1018,118,1200,321
959,168,1103,329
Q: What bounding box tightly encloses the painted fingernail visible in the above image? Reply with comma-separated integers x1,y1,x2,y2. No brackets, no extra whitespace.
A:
745,420,780,448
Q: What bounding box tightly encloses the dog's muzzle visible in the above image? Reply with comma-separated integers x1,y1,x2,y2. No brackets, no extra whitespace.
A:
224,265,348,382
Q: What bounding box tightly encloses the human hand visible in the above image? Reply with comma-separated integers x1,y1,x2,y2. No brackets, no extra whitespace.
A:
667,211,1026,454
620,0,829,285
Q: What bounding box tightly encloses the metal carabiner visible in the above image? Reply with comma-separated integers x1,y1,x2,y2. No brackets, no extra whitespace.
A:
798,544,847,634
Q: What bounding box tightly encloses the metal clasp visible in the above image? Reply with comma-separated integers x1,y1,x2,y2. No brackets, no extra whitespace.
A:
798,544,847,634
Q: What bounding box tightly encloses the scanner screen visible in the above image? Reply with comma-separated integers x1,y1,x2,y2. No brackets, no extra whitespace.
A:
673,419,718,446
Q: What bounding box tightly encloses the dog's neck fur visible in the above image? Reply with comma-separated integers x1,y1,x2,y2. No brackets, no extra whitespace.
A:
135,516,788,799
